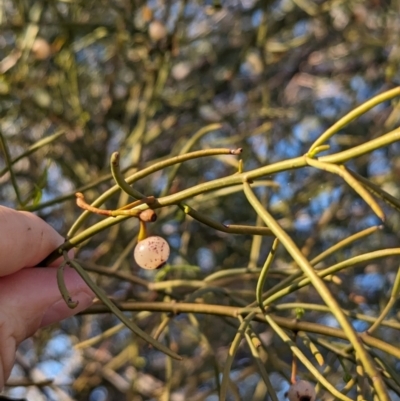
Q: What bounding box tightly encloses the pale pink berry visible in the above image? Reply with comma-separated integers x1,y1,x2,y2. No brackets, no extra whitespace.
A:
287,380,316,401
134,236,170,270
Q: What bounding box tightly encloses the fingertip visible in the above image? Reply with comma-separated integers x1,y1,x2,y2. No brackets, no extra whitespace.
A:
0,267,94,341
0,207,65,276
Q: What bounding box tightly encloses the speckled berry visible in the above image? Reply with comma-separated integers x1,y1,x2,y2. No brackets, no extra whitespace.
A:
287,380,316,401
134,236,170,270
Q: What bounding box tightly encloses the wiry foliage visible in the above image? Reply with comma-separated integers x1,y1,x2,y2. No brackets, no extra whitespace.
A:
1,1,400,400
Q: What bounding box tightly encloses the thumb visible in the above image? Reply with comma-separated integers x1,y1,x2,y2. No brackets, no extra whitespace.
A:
0,267,94,388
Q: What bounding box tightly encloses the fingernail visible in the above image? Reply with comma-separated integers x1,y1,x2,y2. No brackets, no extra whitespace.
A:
40,292,94,327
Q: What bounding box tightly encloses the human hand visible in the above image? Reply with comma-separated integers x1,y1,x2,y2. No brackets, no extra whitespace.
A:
0,206,94,389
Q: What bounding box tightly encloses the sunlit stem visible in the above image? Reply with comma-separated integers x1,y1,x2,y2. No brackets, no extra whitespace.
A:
256,237,279,312
291,333,298,384
220,314,254,400
347,168,400,214
298,331,325,366
138,220,147,242
238,159,243,173
307,144,330,158
63,252,182,360
263,314,353,401
309,86,400,153
243,326,280,401
305,157,385,222
366,265,400,335
41,128,400,266
242,179,390,401
111,152,146,199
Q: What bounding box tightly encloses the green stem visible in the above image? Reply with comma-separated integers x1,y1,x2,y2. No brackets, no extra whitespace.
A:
310,225,381,266
305,157,385,221
318,126,400,165
56,261,79,308
0,130,65,178
370,350,400,392
0,131,23,206
159,123,222,197
64,254,182,360
297,331,324,366
243,326,280,401
68,147,242,237
309,86,400,153
366,297,396,336
180,204,273,236
137,220,147,242
244,225,382,309
21,163,136,212
110,152,146,200
272,302,400,330
81,301,400,359
40,127,400,266
75,322,125,350
256,238,279,311
220,315,254,401
366,265,400,335
264,314,352,401
242,180,390,401
264,249,400,306
347,168,400,214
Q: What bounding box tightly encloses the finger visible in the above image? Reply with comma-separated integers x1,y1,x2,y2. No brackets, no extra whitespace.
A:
0,267,94,333
0,207,65,276
0,266,94,387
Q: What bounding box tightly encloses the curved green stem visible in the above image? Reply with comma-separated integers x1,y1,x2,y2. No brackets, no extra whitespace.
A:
159,123,222,197
56,261,79,308
310,225,381,266
220,314,254,401
110,152,146,200
264,249,400,306
347,168,400,214
245,226,383,310
256,238,279,311
40,127,400,266
82,301,400,358
318,126,400,165
68,147,242,237
264,314,352,401
180,203,273,236
0,130,65,178
242,180,390,401
366,265,400,335
63,253,182,360
0,131,23,206
305,156,385,221
309,86,400,153
243,326,280,401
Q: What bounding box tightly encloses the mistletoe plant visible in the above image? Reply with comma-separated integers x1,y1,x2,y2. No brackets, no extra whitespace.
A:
30,87,400,401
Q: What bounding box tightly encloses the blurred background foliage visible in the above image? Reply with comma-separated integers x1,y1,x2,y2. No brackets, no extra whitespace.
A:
1,0,400,400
